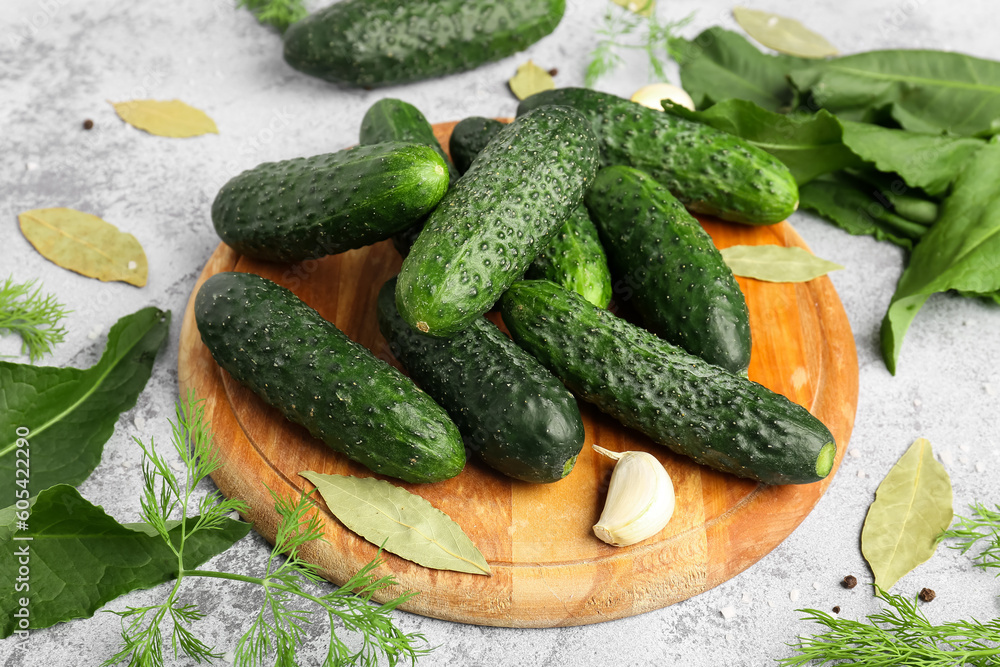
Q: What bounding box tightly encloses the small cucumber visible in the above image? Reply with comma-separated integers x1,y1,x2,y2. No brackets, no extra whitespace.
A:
585,166,751,374
449,116,504,175
195,272,465,484
211,142,448,263
499,280,836,485
359,98,459,183
526,204,613,308
377,277,584,483
516,87,798,225
395,106,599,338
283,0,565,88
357,98,458,257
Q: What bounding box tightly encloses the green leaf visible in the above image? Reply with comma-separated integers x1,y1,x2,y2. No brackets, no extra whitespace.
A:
668,27,812,111
609,0,654,17
790,50,1000,136
720,245,843,283
300,472,491,576
799,175,930,250
839,121,985,197
236,0,307,32
662,99,860,184
861,438,953,591
0,484,250,638
508,60,555,101
880,139,1000,374
732,7,838,59
0,307,170,506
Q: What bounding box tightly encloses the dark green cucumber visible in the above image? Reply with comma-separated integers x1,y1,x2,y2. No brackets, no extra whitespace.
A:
195,272,464,484
499,280,836,485
377,277,584,483
526,203,613,308
283,0,565,88
396,106,599,337
585,166,751,373
211,142,448,263
360,98,459,183
357,98,458,257
517,87,798,225
449,116,504,175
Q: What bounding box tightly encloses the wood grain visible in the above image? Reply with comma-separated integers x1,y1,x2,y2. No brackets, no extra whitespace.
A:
177,121,858,628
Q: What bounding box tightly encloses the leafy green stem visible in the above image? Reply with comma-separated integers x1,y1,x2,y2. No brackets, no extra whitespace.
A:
0,275,69,363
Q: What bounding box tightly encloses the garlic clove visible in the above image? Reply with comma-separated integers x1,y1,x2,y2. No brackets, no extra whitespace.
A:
630,83,696,111
592,445,675,547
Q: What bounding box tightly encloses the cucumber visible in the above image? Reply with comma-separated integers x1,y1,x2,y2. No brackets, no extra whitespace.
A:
211,142,448,263
516,87,798,225
283,0,565,88
526,204,613,308
357,98,458,257
585,166,751,374
359,98,459,183
377,277,584,483
449,116,504,175
395,106,600,338
499,280,836,485
195,271,465,484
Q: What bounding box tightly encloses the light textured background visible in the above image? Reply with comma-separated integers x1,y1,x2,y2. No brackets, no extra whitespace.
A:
1,1,999,665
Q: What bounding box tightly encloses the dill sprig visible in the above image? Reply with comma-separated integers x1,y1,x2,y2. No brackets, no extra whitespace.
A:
236,0,308,33
0,275,70,363
779,586,1000,666
942,502,1000,574
585,3,694,88
103,392,431,667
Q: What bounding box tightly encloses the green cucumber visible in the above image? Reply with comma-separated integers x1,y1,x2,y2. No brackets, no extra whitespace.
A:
360,98,459,183
357,98,458,257
516,87,798,225
377,277,584,483
499,280,836,485
195,271,465,484
585,166,751,374
396,106,599,337
526,204,613,308
211,142,448,263
283,0,565,88
449,116,504,175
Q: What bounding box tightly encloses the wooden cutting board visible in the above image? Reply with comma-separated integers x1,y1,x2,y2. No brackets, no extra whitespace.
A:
177,121,858,628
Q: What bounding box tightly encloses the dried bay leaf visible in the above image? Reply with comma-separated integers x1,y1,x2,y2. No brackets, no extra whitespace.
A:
861,438,953,591
720,245,843,282
732,8,838,59
18,207,148,286
300,471,491,576
110,98,218,138
508,61,554,101
610,0,655,17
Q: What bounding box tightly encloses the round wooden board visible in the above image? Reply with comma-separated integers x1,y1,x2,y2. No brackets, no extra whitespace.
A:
178,121,858,628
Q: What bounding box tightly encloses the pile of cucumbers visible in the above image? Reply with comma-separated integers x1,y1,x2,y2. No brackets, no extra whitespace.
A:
197,88,837,489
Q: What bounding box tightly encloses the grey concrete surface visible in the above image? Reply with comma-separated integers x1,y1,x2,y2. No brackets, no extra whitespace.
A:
1,0,998,665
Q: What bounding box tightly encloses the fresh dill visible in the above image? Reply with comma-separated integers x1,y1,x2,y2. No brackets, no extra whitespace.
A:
236,0,308,33
779,586,1000,666
585,3,694,88
0,275,69,363
942,502,1000,574
102,392,431,667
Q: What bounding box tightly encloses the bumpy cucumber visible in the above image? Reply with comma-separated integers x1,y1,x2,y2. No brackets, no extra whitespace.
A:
526,204,613,308
211,142,448,263
449,116,504,175
499,280,836,485
359,98,459,183
283,0,565,88
195,272,465,484
586,166,751,373
517,87,798,225
396,106,599,337
377,277,584,483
